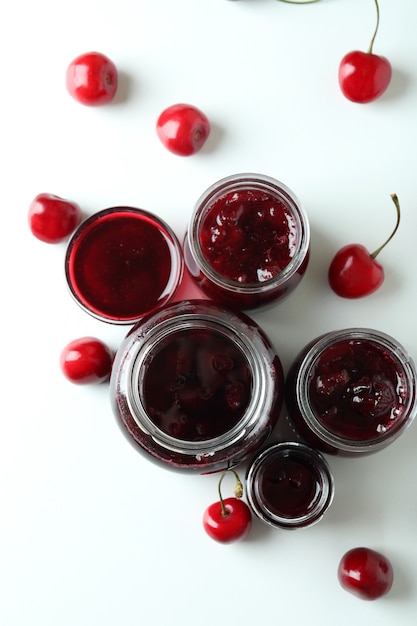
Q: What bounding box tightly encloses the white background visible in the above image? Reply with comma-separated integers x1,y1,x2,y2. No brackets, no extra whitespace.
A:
1,1,417,624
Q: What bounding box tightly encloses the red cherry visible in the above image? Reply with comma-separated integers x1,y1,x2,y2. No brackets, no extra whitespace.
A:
156,103,210,156
338,547,394,600
60,337,114,385
28,193,82,243
66,52,118,106
203,470,252,543
328,194,400,298
338,0,392,103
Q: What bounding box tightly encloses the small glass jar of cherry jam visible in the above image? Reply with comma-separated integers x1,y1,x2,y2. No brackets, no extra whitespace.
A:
246,442,334,530
65,207,183,324
110,299,284,473
183,173,310,310
285,328,417,456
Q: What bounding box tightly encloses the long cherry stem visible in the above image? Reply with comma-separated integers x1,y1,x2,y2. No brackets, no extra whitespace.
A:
218,469,243,517
368,0,380,54
370,194,400,259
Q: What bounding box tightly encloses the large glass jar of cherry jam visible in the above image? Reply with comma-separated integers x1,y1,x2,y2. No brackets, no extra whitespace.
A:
183,173,310,310
285,328,417,456
110,300,284,473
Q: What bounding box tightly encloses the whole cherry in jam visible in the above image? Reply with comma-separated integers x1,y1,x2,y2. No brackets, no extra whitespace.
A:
338,547,394,600
338,0,392,103
142,327,252,442
66,52,118,106
28,193,82,244
328,194,400,298
203,470,252,544
156,103,210,156
60,337,114,384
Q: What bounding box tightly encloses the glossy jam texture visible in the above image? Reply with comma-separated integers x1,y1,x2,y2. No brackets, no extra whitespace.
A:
259,453,321,518
198,189,298,284
142,327,253,442
67,210,176,321
308,338,407,441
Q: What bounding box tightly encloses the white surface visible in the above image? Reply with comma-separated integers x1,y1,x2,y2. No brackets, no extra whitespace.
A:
1,0,417,624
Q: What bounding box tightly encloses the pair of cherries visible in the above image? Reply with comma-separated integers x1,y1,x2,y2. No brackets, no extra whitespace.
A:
66,51,210,157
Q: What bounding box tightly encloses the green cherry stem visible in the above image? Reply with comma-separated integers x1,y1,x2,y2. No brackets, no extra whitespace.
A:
368,0,381,55
218,469,244,518
370,194,400,259
276,0,321,4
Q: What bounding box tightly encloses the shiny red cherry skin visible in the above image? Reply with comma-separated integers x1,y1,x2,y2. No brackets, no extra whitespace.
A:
60,337,114,385
338,547,394,600
338,50,392,103
328,243,384,298
203,497,252,544
28,193,82,243
66,52,118,106
156,103,210,156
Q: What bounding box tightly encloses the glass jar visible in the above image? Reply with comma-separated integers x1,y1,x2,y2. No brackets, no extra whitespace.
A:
110,299,284,473
65,207,183,324
285,328,417,456
183,173,310,310
246,442,334,529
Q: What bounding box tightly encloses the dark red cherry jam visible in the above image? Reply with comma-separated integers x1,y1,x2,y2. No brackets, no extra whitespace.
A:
142,327,252,442
285,329,417,455
184,174,310,309
65,207,183,324
110,300,284,473
246,442,334,529
199,189,297,284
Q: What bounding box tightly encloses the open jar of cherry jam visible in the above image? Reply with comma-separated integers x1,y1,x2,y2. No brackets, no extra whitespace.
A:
65,207,183,324
183,173,310,310
285,328,417,456
110,300,284,473
246,442,334,529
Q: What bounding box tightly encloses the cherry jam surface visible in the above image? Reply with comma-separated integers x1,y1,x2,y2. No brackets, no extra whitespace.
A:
185,174,310,310
199,188,297,284
308,339,406,441
142,327,253,442
65,207,182,323
259,454,321,519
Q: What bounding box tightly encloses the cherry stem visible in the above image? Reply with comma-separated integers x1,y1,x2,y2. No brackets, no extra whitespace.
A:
370,194,400,259
368,0,380,54
276,1,321,4
218,469,244,518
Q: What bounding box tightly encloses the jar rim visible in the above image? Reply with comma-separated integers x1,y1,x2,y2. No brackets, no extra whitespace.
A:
295,327,417,453
187,173,310,295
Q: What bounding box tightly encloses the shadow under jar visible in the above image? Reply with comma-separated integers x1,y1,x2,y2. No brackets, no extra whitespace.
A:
246,442,334,530
110,300,284,473
65,207,183,324
183,173,310,310
285,328,417,456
